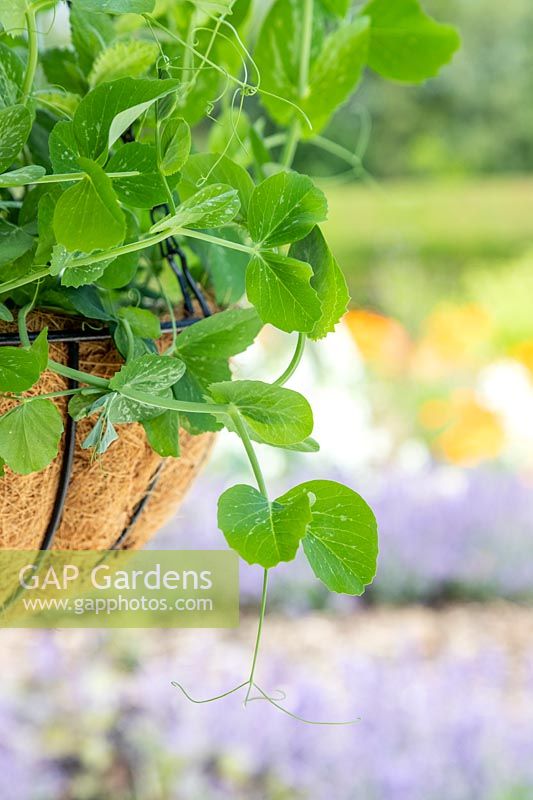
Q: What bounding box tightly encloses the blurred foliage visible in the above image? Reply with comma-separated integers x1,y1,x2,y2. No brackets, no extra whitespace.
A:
299,0,533,179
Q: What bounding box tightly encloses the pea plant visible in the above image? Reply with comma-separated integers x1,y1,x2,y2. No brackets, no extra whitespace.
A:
0,0,458,718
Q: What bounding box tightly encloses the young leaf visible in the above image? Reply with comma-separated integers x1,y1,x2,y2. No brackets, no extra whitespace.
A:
0,347,41,392
75,0,155,14
209,380,313,445
246,251,321,334
53,157,126,252
0,165,46,187
0,399,63,475
248,172,327,248
108,353,185,422
150,184,240,232
289,226,349,339
279,480,378,595
175,307,262,386
159,115,191,176
106,142,168,208
179,153,255,221
301,18,370,135
142,410,180,457
117,306,161,339
360,0,460,82
72,77,179,160
217,483,312,567
0,303,13,322
0,104,32,173
88,40,159,87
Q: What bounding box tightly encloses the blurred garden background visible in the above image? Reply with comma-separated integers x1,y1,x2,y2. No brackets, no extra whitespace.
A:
2,0,533,797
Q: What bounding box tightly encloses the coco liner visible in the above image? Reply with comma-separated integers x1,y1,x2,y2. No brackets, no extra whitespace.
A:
0,311,214,550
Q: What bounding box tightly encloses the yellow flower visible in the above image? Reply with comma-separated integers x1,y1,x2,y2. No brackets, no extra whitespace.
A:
344,310,411,374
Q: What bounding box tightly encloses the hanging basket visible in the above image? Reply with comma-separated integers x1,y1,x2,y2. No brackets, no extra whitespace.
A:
0,311,214,551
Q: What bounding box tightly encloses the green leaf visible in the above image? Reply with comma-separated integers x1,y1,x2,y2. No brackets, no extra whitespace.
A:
151,184,240,232
108,353,185,422
35,193,57,264
61,262,110,288
0,165,45,187
320,0,350,18
248,172,327,248
31,328,49,372
36,90,81,118
96,209,140,288
175,307,262,386
189,229,248,306
0,0,28,34
53,157,126,252
254,0,327,127
279,480,378,595
117,306,161,339
0,42,24,106
246,251,321,334
76,0,155,13
289,226,349,339
159,115,191,176
0,346,41,392
48,121,79,174
172,369,222,435
300,18,369,135
217,483,312,567
0,303,13,322
0,219,34,268
106,142,168,208
179,153,255,221
41,47,86,95
70,3,115,75
88,39,159,87
73,77,179,160
209,380,313,445
0,104,32,173
360,0,460,83
0,399,63,475
143,410,180,457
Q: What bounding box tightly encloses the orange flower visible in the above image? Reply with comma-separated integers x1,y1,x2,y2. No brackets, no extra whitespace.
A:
344,309,411,374
433,390,505,466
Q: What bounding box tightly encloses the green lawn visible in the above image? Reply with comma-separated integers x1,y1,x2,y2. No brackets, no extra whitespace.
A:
322,176,533,325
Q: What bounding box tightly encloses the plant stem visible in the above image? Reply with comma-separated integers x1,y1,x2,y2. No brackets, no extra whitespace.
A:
47,360,110,389
229,408,269,496
245,568,269,704
36,171,140,184
274,332,306,386
118,386,229,416
0,269,50,296
281,0,313,169
22,8,39,104
120,319,135,362
281,121,300,169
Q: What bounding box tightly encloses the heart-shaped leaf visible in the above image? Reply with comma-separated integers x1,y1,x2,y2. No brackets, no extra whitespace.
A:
217,483,312,567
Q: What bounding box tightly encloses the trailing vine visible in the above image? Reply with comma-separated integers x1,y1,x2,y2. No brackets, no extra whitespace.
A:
0,0,459,718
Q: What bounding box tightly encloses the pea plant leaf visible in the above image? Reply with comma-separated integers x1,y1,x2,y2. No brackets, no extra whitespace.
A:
53,157,126,252
248,172,327,248
159,115,191,176
0,104,32,173
246,251,321,334
279,480,378,595
0,399,64,475
360,0,460,82
174,307,262,435
0,165,46,187
300,17,370,136
217,483,312,568
48,120,80,174
142,410,180,457
75,0,155,15
106,142,168,208
0,0,30,35
108,353,185,422
0,346,41,392
0,219,34,268
289,226,349,339
150,184,240,232
117,306,161,340
179,153,255,221
175,307,262,386
209,380,313,446
72,77,179,160
69,2,115,75
88,40,159,87
254,0,327,127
